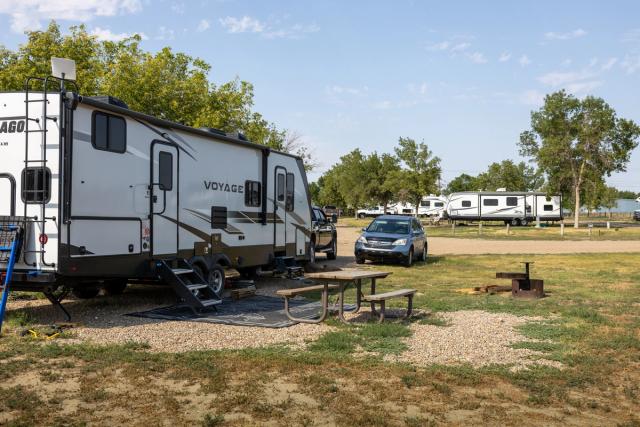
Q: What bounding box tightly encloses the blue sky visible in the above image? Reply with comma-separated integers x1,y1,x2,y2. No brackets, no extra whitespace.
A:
1,0,640,190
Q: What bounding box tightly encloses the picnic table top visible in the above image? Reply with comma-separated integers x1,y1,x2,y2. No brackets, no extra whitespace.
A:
305,269,391,281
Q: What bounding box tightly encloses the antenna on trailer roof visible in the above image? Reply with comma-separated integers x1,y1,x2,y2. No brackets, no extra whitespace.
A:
50,57,76,81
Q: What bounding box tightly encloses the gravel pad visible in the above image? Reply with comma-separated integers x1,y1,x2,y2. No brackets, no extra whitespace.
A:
127,295,354,328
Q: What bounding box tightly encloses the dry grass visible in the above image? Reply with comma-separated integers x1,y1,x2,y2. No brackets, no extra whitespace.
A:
1,252,640,425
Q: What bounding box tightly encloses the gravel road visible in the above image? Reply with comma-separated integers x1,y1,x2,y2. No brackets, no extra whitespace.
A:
336,226,640,256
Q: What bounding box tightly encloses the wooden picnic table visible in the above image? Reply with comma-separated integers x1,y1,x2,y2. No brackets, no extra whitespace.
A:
304,270,391,322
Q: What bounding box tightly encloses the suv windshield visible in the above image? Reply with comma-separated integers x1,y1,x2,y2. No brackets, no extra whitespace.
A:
367,219,410,234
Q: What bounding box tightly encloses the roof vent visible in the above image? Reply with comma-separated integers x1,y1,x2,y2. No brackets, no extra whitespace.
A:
88,96,129,109
199,127,227,136
226,131,248,141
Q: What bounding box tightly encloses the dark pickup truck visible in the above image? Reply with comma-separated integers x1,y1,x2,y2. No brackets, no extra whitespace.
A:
310,206,338,263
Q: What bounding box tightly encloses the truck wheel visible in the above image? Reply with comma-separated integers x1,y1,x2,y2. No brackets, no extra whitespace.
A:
102,279,127,296
355,256,365,264
309,240,316,264
72,285,100,299
326,238,337,260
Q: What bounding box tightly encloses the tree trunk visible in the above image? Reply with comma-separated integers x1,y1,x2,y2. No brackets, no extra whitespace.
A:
574,186,580,228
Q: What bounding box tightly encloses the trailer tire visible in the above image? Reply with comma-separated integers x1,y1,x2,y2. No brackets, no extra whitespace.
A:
358,213,366,219
193,263,225,295
102,279,127,296
309,240,316,264
72,285,100,299
520,218,529,226
510,218,520,226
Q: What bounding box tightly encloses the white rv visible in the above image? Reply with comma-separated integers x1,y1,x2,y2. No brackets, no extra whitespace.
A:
357,205,395,218
0,73,313,309
417,196,446,217
445,191,563,225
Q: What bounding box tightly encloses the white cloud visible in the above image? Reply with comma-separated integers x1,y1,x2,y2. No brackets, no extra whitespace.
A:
372,100,392,110
498,52,511,62
601,57,618,71
155,26,175,40
467,52,487,64
91,26,147,41
538,70,601,95
426,41,450,51
561,58,572,67
450,42,470,52
407,82,428,96
219,16,318,39
219,16,265,33
520,90,545,106
170,2,185,14
544,28,587,40
326,85,367,96
622,28,640,43
196,19,210,32
621,55,640,74
519,55,532,67
0,0,142,33
565,81,602,93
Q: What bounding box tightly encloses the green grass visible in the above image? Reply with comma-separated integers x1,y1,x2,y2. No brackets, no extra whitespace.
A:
338,217,640,240
1,252,640,425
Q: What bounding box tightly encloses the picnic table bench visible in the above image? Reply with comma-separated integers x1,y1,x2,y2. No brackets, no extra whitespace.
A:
276,284,339,324
277,270,416,323
362,289,416,322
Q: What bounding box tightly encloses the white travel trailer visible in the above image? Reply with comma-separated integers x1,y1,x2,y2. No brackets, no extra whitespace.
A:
417,195,446,217
0,70,313,312
445,191,563,225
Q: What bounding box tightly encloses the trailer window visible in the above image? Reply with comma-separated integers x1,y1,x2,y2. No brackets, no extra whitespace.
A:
277,174,285,202
21,167,51,203
435,202,444,207
506,197,518,207
158,151,173,191
483,198,498,206
92,112,126,153
286,173,295,211
421,200,430,207
211,206,227,229
461,200,471,207
245,180,261,207
543,204,553,211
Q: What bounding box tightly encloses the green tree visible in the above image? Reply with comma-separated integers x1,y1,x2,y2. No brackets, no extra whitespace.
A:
365,152,400,211
445,173,478,194
616,189,638,199
389,137,441,216
0,22,311,167
475,160,543,191
519,91,640,227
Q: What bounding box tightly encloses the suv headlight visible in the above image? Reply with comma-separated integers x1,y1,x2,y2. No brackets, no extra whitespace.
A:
357,235,368,244
392,238,407,246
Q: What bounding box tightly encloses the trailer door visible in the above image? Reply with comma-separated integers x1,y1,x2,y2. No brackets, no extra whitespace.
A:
151,143,179,257
274,167,286,252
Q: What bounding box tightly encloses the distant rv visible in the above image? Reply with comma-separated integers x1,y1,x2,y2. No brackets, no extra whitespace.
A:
417,195,446,217
445,192,563,226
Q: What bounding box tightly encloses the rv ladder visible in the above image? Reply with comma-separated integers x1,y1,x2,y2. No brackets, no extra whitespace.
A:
0,224,23,333
155,259,222,313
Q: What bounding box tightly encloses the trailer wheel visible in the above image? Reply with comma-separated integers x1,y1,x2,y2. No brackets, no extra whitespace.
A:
510,218,520,226
72,285,100,299
193,263,225,295
358,213,366,219
520,218,529,226
102,279,127,296
309,240,316,264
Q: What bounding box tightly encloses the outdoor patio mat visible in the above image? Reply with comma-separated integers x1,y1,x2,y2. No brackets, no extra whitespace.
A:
127,295,355,328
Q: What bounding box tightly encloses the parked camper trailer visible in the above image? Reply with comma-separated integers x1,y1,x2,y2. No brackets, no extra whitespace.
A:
445,192,563,225
0,73,313,309
417,196,446,217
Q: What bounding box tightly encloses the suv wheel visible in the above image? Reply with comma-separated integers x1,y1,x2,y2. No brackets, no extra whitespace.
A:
419,245,427,262
326,237,337,260
355,256,365,264
403,248,414,267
